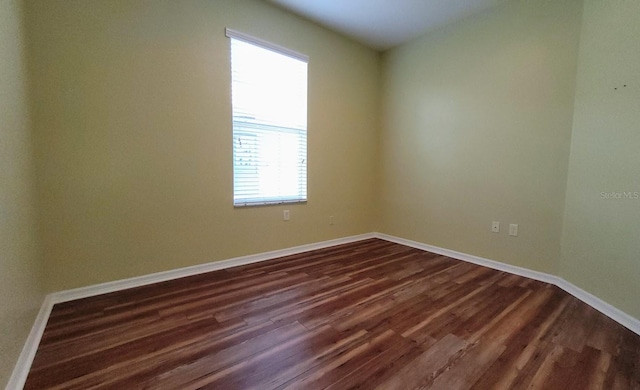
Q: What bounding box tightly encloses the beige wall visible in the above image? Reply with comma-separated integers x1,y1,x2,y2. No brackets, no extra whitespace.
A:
24,0,380,291
560,0,640,319
378,0,583,274
0,0,43,386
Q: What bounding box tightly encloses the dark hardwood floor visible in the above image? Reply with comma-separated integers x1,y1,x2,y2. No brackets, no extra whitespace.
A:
25,239,640,389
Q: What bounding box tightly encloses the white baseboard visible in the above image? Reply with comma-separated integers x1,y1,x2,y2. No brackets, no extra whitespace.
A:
554,279,640,336
5,296,54,390
8,231,640,389
373,232,640,336
50,233,376,304
373,233,561,285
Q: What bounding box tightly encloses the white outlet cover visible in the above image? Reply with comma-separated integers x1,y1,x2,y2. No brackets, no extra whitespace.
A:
509,224,518,236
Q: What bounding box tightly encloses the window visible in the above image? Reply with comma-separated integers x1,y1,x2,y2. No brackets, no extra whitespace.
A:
226,29,308,207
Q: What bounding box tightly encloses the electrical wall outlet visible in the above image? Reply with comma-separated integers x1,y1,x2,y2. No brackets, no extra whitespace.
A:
509,224,518,236
329,216,334,225
283,210,290,221
491,221,500,233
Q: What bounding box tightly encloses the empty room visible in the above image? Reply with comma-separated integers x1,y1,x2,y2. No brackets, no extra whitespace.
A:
1,0,639,388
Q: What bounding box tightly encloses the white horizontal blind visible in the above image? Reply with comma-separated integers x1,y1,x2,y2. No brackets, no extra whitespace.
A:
227,29,308,207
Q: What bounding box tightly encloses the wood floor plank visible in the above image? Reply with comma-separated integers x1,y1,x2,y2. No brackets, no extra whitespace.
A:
25,238,640,389
429,339,507,390
374,333,468,390
247,328,370,390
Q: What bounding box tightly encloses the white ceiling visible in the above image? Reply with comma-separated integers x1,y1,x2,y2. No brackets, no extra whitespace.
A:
267,0,506,51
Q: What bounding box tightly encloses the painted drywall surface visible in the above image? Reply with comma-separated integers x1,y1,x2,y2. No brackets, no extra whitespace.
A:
560,0,640,319
24,0,380,291
379,0,583,273
0,0,43,386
